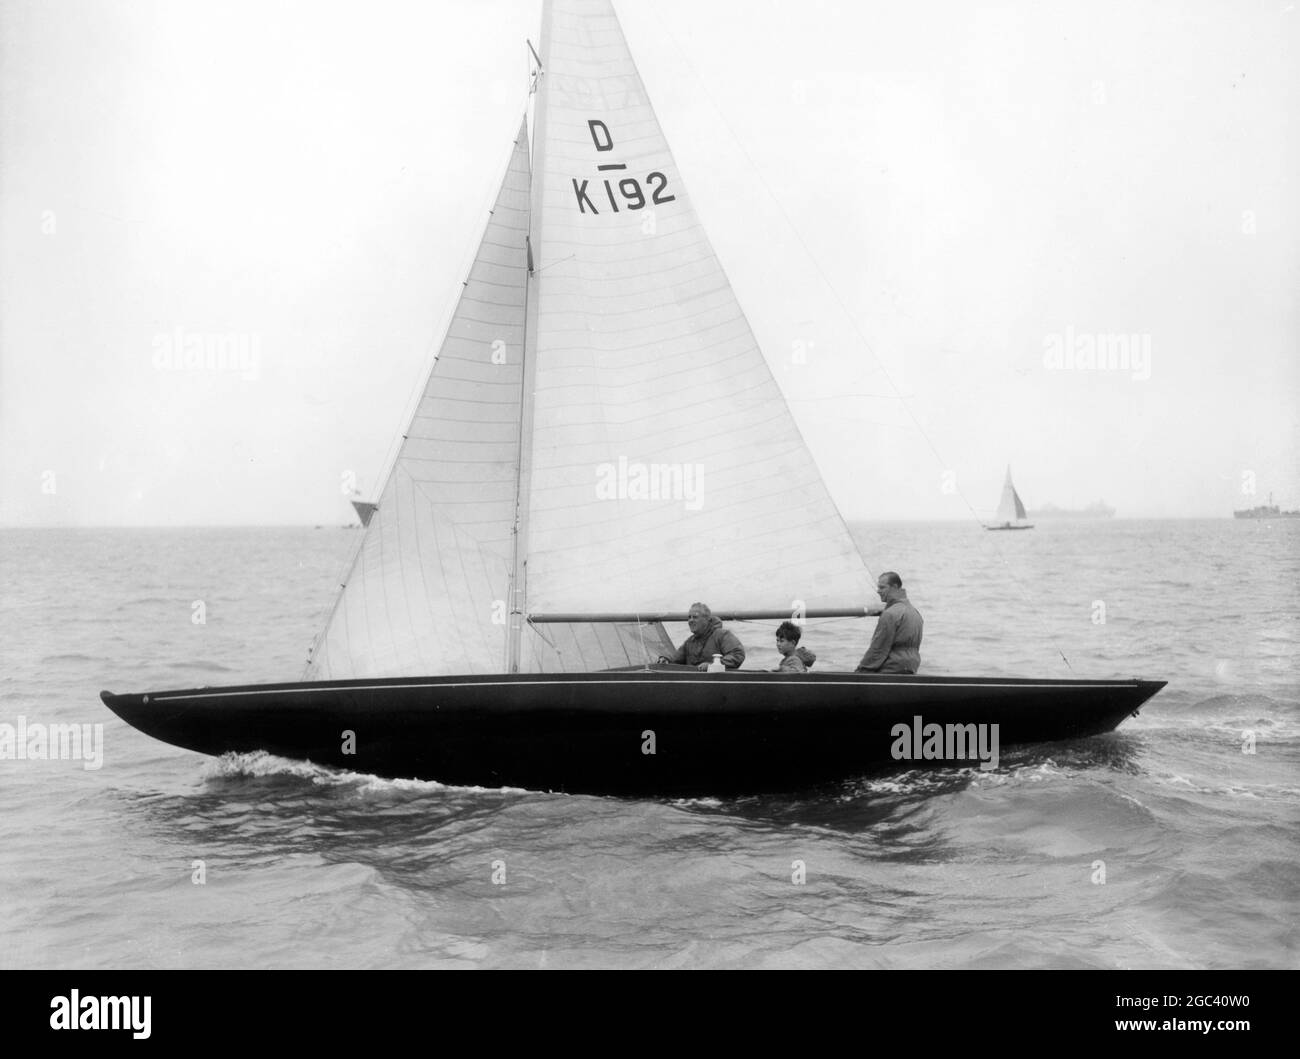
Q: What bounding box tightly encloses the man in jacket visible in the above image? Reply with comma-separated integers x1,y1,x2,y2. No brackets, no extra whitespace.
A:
659,603,746,670
856,572,923,673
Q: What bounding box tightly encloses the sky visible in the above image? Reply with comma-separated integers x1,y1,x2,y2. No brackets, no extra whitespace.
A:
1,0,1296,525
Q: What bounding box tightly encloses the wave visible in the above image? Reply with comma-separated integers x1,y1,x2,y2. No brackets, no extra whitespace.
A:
1145,769,1300,800
183,660,240,674
203,751,534,797
1177,692,1298,712
1138,694,1300,740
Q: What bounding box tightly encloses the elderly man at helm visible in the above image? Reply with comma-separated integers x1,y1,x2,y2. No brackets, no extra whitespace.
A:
657,603,747,671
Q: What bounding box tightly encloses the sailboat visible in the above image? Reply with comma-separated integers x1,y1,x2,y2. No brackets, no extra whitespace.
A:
348,497,377,527
100,0,1163,796
986,467,1034,531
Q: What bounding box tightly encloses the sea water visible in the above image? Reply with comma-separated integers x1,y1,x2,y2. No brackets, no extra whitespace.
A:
0,520,1295,968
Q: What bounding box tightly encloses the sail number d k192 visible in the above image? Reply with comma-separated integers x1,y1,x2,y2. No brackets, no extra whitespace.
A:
571,119,675,214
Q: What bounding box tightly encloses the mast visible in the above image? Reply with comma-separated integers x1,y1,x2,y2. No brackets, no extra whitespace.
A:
508,0,551,673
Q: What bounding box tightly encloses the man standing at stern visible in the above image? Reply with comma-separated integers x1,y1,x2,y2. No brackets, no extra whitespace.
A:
658,603,746,671
856,572,923,674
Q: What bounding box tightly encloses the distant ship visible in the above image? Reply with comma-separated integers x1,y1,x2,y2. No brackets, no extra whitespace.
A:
1234,494,1300,519
985,466,1034,530
1027,501,1116,519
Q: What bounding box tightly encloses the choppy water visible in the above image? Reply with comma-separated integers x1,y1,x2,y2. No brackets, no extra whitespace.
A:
1,520,1296,968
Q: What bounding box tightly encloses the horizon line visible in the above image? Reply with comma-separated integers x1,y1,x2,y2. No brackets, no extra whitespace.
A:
0,514,1266,531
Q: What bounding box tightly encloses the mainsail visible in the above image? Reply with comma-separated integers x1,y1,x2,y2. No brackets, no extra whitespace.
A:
309,0,875,679
995,466,1029,524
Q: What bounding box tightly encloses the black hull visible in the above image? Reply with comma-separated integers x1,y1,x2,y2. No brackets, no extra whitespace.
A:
100,671,1165,797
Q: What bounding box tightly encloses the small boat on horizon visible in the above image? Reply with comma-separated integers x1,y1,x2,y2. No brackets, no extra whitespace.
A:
985,467,1034,531
348,498,377,527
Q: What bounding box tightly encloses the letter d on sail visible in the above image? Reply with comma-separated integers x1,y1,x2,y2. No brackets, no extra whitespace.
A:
588,119,613,151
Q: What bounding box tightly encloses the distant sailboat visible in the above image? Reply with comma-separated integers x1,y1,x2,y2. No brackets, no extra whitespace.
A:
349,499,377,527
986,467,1034,531
100,0,1162,795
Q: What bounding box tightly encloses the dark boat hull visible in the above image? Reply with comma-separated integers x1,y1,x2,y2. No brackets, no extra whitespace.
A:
100,671,1165,796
